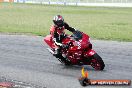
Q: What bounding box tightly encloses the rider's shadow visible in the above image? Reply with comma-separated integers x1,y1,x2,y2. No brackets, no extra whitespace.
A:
58,63,107,72
58,64,95,71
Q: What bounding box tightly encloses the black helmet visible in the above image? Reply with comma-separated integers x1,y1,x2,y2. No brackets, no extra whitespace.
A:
53,15,64,27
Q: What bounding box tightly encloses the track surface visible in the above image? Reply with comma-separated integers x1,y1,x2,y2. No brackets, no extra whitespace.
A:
0,34,132,88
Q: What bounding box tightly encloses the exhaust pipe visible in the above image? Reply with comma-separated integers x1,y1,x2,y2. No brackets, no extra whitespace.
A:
47,48,54,54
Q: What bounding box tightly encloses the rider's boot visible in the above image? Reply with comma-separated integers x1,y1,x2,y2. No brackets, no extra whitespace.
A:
53,48,61,58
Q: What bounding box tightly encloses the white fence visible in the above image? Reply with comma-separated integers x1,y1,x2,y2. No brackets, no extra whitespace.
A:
13,0,132,7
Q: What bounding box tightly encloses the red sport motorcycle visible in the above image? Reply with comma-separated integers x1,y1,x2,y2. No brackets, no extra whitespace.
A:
44,31,105,70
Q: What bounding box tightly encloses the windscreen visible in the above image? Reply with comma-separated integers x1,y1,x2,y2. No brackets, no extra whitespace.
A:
72,31,83,41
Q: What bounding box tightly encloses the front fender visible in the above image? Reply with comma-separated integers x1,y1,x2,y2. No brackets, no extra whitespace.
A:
84,49,96,57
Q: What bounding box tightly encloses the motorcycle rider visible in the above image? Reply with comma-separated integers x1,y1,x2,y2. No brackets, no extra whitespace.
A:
50,15,77,63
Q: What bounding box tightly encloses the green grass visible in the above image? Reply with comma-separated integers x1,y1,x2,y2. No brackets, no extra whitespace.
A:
0,3,132,41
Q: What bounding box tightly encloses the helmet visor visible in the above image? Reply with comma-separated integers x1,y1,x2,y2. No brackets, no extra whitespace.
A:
54,20,64,27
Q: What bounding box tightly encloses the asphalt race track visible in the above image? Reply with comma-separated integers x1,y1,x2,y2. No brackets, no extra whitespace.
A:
0,34,132,88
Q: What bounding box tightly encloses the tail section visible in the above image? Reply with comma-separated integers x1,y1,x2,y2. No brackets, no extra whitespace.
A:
44,35,56,48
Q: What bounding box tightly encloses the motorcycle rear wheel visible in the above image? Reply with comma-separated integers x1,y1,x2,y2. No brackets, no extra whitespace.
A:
90,53,105,70
58,55,71,66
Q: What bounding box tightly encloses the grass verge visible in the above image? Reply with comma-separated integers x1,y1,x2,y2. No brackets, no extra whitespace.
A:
0,3,132,41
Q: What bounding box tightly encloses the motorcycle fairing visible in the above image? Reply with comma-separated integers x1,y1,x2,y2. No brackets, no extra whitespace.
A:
84,49,96,57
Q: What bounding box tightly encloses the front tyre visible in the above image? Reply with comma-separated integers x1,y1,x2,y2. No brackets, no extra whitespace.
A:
90,53,105,70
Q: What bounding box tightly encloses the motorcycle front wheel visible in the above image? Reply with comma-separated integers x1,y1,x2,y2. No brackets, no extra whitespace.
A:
90,53,105,70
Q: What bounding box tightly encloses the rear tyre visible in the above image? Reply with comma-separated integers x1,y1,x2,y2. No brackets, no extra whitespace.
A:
90,53,105,70
58,55,71,66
